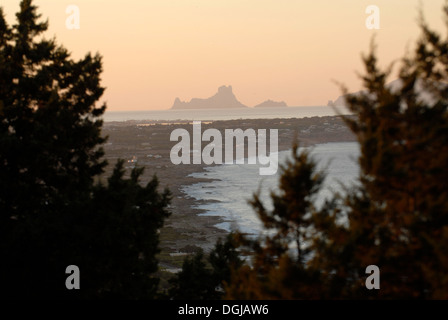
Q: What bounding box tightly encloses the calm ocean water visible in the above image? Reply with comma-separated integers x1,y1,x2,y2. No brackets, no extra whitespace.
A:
103,105,350,122
182,142,360,235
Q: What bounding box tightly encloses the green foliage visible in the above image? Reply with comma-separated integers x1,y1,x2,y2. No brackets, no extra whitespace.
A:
0,1,171,299
169,250,215,300
209,234,243,287
169,234,242,300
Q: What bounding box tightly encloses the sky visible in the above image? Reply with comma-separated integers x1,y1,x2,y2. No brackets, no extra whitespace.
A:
1,0,447,111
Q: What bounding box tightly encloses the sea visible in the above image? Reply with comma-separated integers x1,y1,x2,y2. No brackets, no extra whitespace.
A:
104,105,359,235
102,105,350,122
182,142,360,235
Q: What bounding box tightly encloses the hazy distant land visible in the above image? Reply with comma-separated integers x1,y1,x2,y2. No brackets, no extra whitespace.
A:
101,115,356,271
253,99,287,108
171,85,288,110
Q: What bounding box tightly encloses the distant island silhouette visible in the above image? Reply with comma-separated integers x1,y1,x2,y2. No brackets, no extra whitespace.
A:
171,85,288,110
253,99,287,108
171,85,247,109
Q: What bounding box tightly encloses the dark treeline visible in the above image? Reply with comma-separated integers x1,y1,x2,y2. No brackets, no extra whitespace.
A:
1,1,447,299
0,0,171,299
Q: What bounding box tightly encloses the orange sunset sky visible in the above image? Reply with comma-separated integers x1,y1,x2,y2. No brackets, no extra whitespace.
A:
2,0,447,111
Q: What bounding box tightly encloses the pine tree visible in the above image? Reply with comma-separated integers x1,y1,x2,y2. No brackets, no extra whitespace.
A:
334,13,448,298
169,250,214,300
225,145,326,299
226,5,448,299
169,234,242,299
0,1,171,299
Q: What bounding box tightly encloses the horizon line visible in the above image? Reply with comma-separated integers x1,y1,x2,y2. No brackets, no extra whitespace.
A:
104,105,333,112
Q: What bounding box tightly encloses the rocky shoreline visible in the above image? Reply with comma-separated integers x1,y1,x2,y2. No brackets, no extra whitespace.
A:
101,115,357,268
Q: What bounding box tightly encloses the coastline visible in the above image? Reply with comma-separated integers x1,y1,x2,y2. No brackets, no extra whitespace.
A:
101,115,357,268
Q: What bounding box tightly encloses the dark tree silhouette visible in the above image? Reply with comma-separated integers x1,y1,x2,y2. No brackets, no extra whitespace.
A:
0,0,171,299
169,234,242,300
226,6,448,299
